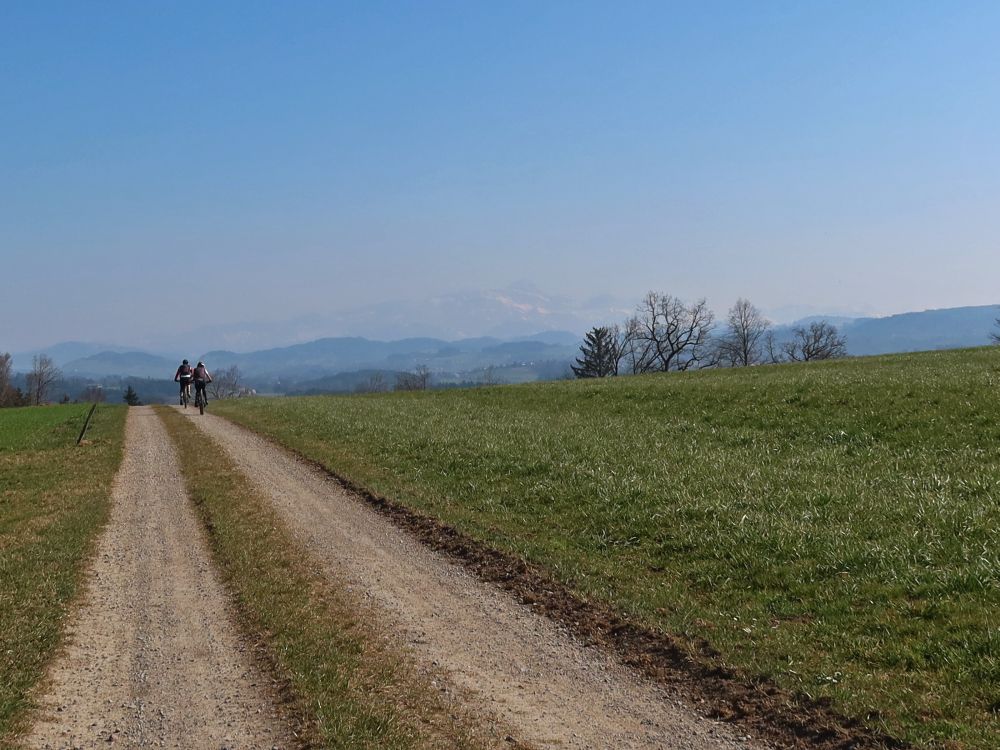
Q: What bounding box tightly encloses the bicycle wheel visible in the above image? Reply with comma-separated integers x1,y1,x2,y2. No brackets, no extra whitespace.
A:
198,394,205,415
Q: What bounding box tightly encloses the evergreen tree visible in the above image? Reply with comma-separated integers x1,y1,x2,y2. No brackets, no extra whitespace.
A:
123,385,141,406
572,326,619,378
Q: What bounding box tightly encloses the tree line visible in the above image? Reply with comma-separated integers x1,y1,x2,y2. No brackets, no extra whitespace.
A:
0,352,259,408
0,353,63,407
0,352,148,407
353,364,508,394
572,293,850,378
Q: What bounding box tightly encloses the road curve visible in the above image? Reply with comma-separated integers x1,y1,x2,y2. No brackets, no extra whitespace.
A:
185,408,764,750
23,406,291,750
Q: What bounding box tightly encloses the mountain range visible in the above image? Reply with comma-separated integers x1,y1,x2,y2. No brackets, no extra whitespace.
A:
12,302,999,393
34,332,579,388
148,282,629,354
821,305,1000,356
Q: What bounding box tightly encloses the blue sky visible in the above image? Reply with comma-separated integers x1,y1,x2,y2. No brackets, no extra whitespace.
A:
3,1,1000,350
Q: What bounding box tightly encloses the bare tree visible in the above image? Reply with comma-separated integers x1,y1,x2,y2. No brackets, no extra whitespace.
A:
0,352,12,403
395,365,431,391
763,330,784,364
610,321,656,375
355,372,389,393
613,319,648,375
0,352,27,407
208,365,243,399
480,365,506,386
782,321,847,362
718,298,770,367
369,372,388,392
629,292,716,372
26,354,61,405
991,317,1000,344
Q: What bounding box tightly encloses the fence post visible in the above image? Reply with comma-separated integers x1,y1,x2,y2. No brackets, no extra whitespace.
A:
77,403,98,445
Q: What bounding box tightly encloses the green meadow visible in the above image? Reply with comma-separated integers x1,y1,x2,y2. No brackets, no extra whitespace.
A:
0,404,126,742
215,348,1000,749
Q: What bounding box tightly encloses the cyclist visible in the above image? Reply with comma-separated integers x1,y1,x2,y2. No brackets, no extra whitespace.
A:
174,359,194,405
192,361,213,406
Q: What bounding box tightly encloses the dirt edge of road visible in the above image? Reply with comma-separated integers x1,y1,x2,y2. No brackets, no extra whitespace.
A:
258,438,909,750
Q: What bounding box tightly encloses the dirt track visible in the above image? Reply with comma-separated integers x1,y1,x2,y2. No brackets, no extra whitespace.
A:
184,409,763,750
24,407,291,750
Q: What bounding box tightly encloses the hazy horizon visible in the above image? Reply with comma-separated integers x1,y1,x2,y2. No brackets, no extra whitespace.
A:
12,281,999,359
4,2,1000,352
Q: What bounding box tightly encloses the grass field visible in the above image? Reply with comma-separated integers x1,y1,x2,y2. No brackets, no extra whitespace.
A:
0,404,126,743
215,347,1000,749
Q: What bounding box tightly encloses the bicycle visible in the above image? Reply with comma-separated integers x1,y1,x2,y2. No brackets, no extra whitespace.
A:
180,380,192,408
194,384,207,415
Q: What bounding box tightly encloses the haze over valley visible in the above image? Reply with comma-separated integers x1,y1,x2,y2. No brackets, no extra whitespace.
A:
10,284,999,402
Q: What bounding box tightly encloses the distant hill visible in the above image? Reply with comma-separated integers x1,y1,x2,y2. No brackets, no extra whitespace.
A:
153,282,627,353
11,341,138,371
18,303,1000,390
836,305,999,355
61,351,178,379
200,333,579,382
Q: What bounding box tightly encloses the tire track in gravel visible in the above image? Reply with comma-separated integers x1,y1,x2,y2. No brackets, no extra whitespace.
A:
23,406,292,750
184,409,766,750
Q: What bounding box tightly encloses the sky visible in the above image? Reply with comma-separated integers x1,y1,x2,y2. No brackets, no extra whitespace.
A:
3,1,1000,351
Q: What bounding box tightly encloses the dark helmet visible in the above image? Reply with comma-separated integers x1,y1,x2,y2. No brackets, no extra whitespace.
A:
182,359,189,365
197,361,204,367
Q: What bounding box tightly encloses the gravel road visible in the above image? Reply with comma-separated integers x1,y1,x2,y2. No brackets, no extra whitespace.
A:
185,409,764,750
24,407,291,750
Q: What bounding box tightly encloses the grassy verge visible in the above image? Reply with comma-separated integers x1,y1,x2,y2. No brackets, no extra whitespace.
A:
214,348,1000,750
156,406,491,750
0,404,126,743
